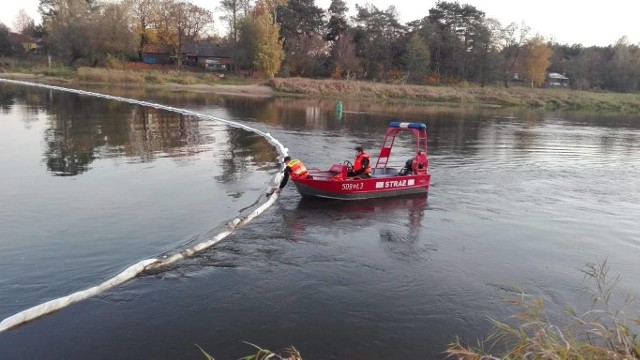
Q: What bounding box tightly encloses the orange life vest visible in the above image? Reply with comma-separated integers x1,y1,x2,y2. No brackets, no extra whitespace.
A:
354,152,372,175
287,159,309,179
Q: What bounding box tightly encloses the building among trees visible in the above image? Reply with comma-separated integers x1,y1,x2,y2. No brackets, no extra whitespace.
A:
546,72,570,87
141,42,230,70
184,43,231,71
141,44,174,65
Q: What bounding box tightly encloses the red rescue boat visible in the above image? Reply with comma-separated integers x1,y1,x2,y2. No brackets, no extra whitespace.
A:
291,122,431,200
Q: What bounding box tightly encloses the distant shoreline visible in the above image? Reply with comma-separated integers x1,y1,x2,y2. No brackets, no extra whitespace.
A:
2,70,640,113
0,72,276,98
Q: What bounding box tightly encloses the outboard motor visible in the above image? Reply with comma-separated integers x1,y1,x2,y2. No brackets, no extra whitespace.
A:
399,158,413,175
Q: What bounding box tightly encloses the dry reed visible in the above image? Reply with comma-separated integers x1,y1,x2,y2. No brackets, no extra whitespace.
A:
446,260,640,359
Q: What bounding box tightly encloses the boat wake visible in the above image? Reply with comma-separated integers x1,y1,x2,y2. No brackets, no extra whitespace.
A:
0,78,288,332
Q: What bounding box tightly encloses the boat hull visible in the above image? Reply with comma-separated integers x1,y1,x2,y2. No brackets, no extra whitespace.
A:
291,173,430,200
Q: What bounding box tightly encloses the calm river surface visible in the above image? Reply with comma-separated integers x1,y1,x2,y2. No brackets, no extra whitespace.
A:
1,82,639,359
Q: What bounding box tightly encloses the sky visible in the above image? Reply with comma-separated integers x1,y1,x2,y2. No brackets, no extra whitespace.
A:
1,0,638,47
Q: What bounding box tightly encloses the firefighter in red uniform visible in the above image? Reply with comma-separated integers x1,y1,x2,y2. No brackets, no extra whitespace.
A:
348,146,372,178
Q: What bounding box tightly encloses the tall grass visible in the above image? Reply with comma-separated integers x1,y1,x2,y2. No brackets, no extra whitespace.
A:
268,77,640,113
75,67,224,85
446,260,640,359
77,67,145,83
35,66,77,79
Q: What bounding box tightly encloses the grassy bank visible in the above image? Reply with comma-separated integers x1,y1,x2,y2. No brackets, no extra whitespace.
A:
3,62,640,113
76,67,231,85
268,77,640,113
0,62,259,86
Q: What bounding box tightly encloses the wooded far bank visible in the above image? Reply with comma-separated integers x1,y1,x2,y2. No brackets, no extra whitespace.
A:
1,0,640,95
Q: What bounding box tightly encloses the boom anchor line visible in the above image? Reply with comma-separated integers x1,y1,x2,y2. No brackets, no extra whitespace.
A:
0,77,288,333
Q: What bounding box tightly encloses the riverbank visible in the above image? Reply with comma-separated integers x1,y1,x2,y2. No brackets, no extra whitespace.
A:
3,67,640,113
268,77,640,113
0,71,276,98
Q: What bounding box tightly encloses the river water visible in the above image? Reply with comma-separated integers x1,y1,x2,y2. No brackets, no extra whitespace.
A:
1,82,639,359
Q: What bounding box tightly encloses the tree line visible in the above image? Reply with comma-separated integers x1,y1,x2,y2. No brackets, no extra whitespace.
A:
1,0,639,92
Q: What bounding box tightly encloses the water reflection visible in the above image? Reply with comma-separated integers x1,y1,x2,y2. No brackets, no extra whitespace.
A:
215,126,278,183
0,83,277,178
46,84,640,163
41,95,210,175
0,88,15,111
294,196,429,255
5,80,639,188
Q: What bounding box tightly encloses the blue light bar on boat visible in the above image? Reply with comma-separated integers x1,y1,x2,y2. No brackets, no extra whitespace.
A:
388,122,426,129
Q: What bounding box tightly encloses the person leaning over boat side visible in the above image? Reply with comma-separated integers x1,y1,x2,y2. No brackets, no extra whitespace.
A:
348,146,372,178
267,156,310,195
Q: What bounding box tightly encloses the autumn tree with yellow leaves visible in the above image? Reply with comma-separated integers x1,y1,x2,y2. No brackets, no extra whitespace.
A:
522,35,553,87
254,11,284,78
